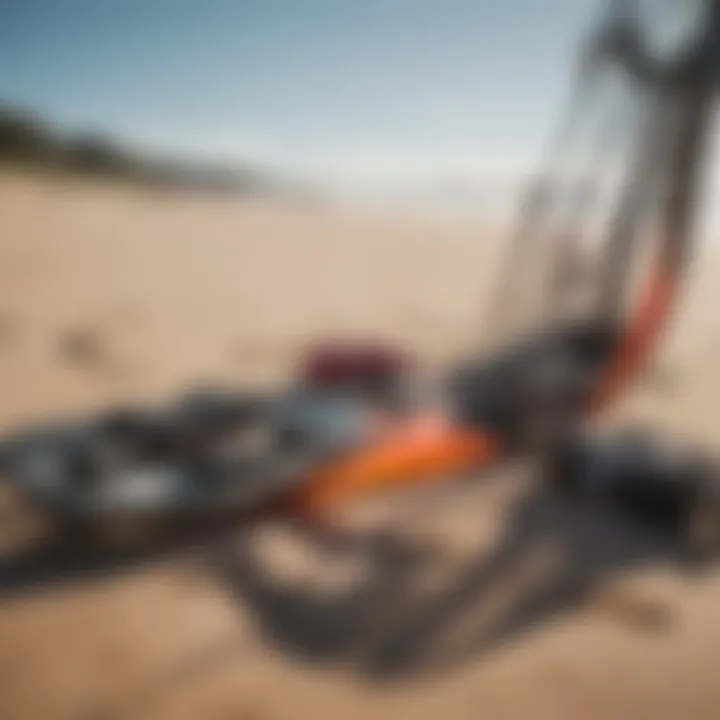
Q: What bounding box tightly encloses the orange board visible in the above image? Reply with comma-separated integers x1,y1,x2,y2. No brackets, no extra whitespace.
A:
285,413,500,514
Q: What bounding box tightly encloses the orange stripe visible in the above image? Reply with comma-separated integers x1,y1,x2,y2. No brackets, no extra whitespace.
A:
284,415,499,514
590,261,675,412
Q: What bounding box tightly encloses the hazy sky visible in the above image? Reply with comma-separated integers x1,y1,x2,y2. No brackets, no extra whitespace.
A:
0,0,606,189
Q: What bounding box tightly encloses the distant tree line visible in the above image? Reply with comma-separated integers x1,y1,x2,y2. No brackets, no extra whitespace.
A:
0,104,279,194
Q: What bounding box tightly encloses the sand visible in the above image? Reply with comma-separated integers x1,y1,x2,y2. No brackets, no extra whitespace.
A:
0,173,719,720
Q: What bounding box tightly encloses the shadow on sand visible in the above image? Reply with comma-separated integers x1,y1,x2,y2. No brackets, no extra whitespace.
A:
0,513,246,597
0,474,714,688
208,477,712,681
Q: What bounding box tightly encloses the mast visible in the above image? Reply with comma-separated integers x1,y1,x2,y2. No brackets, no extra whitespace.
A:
597,0,720,322
484,0,719,409
589,0,720,407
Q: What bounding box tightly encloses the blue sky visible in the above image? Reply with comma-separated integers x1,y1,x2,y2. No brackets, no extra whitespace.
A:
0,0,676,194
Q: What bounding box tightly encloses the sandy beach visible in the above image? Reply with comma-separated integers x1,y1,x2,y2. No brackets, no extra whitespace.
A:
1,174,720,720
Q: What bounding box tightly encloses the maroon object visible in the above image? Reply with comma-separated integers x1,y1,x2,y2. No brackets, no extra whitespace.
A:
300,341,413,391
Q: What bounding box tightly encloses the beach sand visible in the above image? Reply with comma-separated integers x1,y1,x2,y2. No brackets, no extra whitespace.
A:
1,174,719,719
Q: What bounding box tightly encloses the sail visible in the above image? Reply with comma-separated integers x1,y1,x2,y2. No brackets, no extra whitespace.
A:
484,0,716,374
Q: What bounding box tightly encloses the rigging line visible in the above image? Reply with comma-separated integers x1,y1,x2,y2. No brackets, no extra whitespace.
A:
588,0,719,410
482,57,602,340
542,80,641,327
597,0,718,323
491,70,635,341
482,0,638,346
594,92,676,323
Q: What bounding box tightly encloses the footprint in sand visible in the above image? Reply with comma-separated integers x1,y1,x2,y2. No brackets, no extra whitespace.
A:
56,325,134,381
57,326,108,366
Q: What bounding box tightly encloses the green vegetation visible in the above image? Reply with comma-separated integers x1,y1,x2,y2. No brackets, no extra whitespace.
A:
0,104,274,194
